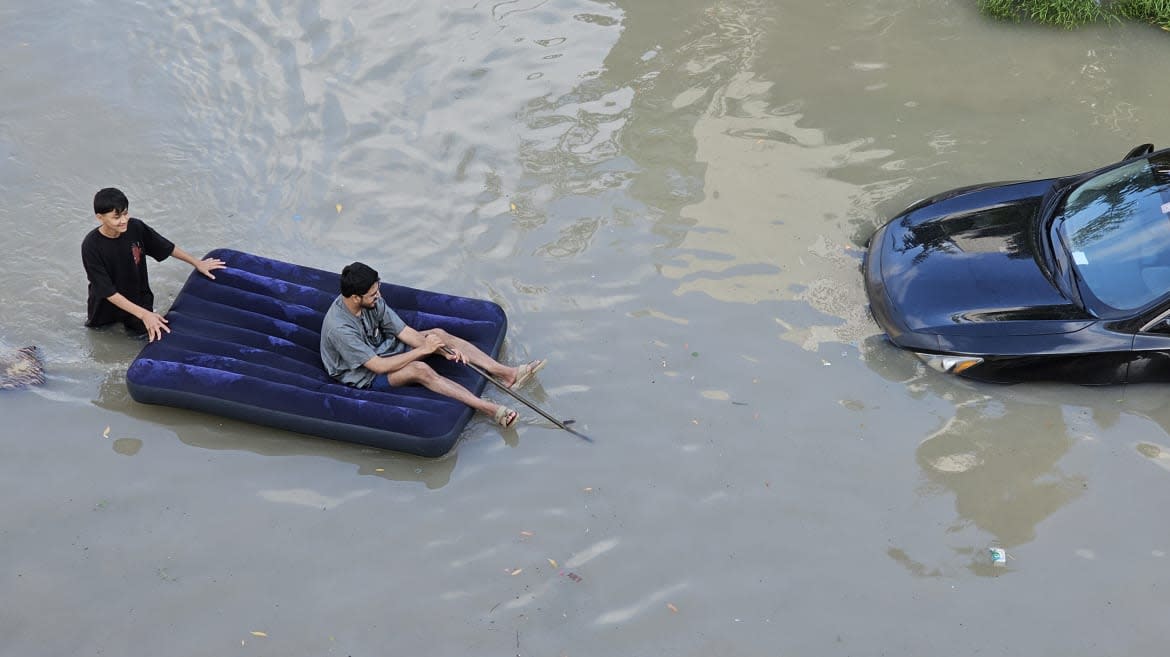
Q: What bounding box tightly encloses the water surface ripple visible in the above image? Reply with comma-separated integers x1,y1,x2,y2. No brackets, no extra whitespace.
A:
3,1,1170,655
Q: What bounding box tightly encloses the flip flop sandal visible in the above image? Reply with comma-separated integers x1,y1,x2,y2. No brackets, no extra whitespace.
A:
493,405,518,428
510,359,547,390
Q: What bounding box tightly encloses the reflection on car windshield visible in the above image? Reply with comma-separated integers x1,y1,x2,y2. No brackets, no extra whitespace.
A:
1059,152,1170,311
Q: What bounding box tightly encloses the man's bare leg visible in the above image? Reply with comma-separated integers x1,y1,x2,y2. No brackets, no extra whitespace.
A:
387,361,517,425
421,328,542,387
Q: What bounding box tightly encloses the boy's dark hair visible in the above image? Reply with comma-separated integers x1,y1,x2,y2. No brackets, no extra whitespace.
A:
340,262,380,298
94,188,129,215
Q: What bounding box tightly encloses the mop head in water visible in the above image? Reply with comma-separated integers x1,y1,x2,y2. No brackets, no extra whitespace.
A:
0,346,45,390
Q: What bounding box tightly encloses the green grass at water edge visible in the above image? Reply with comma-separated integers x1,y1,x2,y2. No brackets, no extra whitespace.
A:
977,0,1170,29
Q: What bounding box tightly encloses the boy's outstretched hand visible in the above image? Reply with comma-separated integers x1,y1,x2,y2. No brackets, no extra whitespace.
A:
171,247,227,280
195,257,227,280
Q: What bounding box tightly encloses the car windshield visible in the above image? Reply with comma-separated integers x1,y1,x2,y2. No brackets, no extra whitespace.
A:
1058,152,1170,312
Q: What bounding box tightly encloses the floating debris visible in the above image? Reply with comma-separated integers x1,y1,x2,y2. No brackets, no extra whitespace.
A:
0,346,45,390
112,438,142,456
989,548,1007,566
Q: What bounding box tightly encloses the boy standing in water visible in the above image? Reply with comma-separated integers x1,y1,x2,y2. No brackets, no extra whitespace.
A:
82,187,226,342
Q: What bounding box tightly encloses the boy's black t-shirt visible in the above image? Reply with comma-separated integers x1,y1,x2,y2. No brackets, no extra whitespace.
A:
81,217,175,327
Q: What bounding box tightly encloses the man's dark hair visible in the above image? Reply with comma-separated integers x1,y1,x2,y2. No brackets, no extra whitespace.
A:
94,188,129,215
340,262,379,297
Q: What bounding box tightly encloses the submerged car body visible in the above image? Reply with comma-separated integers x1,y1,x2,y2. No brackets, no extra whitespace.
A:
864,143,1170,384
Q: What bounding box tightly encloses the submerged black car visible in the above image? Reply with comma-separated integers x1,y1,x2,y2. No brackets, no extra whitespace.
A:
864,143,1170,384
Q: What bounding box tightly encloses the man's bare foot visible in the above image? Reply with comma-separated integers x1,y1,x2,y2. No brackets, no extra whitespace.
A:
492,405,518,428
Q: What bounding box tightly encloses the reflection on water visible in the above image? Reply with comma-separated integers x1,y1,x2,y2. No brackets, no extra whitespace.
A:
1116,387,1170,476
862,336,1091,575
259,487,371,510
916,397,1084,549
111,438,143,456
629,0,904,352
663,71,890,310
10,0,1170,653
865,333,1170,578
92,370,459,489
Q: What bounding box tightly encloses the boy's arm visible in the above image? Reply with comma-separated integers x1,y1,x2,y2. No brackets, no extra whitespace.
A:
170,247,227,280
82,238,170,340
105,292,170,342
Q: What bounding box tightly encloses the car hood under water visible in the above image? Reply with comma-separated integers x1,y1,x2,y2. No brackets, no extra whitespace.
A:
877,183,1092,337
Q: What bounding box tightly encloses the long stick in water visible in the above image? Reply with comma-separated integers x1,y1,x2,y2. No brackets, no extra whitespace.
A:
443,348,592,442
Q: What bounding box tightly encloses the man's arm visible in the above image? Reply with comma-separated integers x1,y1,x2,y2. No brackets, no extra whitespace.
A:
397,326,467,363
362,332,446,374
105,292,170,342
171,247,227,280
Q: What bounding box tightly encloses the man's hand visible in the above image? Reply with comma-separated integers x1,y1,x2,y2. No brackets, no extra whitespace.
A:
141,311,171,342
422,333,445,354
195,257,227,280
421,332,467,363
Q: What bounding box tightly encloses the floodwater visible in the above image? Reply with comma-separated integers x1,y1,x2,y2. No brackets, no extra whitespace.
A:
3,0,1170,654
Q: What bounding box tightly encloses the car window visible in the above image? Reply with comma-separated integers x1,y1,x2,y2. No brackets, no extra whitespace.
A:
1059,153,1170,312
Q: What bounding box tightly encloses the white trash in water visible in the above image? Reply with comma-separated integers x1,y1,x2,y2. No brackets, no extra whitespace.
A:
989,548,1007,566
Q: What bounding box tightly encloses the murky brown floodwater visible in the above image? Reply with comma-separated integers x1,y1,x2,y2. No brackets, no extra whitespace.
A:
4,1,1170,655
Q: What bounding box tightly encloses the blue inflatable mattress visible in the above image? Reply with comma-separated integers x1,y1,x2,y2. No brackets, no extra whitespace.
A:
126,249,507,457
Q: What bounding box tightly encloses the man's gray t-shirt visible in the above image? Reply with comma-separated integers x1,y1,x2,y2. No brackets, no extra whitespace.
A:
319,295,409,388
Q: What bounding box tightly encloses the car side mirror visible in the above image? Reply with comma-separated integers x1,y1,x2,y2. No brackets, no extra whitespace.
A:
1123,143,1154,160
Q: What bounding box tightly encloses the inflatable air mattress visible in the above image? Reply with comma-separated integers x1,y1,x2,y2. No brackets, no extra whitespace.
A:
126,249,507,457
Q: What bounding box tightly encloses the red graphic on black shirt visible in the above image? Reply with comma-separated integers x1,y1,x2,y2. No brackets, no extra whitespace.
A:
132,242,143,266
